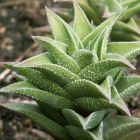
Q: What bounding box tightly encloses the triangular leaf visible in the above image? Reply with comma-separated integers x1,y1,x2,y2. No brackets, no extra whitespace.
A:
72,49,98,69
79,59,135,84
116,76,140,101
65,79,111,100
104,115,140,140
32,36,80,74
73,1,92,40
4,63,71,99
108,41,140,60
27,64,80,86
82,9,126,47
0,81,74,110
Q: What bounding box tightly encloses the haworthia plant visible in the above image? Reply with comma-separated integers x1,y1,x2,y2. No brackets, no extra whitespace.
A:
1,2,140,140
53,0,140,41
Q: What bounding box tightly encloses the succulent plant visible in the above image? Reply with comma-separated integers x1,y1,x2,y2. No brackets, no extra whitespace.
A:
1,2,140,140
53,0,140,41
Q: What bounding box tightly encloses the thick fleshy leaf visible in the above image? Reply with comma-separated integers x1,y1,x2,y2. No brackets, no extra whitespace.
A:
39,103,66,126
108,41,140,60
111,30,140,41
32,36,80,74
62,109,109,131
0,81,74,110
17,52,53,66
73,1,92,40
116,76,140,101
121,3,140,20
114,22,140,37
46,7,83,49
84,111,108,130
64,79,111,100
82,9,126,47
79,59,135,83
27,64,80,86
104,115,140,140
62,109,85,128
72,49,98,69
4,63,71,99
107,0,123,12
106,53,135,69
1,103,70,140
100,76,112,98
75,86,130,115
75,97,114,113
111,86,130,116
66,125,100,140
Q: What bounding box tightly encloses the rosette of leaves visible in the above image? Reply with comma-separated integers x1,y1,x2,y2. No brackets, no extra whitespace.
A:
53,0,140,41
1,2,140,140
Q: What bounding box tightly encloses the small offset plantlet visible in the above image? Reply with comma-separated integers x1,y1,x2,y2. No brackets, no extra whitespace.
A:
54,0,140,41
1,2,140,140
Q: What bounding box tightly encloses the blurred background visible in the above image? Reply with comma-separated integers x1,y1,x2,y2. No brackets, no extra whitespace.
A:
0,0,140,140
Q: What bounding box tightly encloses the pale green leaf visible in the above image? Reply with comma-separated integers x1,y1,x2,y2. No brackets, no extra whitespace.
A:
106,53,135,69
32,36,80,73
111,86,130,116
108,41,140,60
46,7,83,49
72,49,98,69
82,9,126,47
73,1,92,40
107,0,123,12
17,52,53,66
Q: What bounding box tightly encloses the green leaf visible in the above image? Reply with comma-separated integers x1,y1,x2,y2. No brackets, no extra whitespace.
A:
46,7,83,49
73,1,92,40
4,63,71,99
121,3,140,20
17,52,53,66
62,109,110,131
111,86,130,116
82,9,126,47
39,103,66,126
107,0,123,12
106,53,135,69
75,86,130,115
108,41,140,60
75,0,101,24
114,21,140,37
1,103,70,140
75,97,113,113
62,109,85,128
104,115,140,140
0,81,74,110
116,76,140,101
64,79,111,100
79,59,135,84
32,36,80,74
27,64,80,86
66,125,98,140
72,49,98,69
92,26,113,60
84,111,108,130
